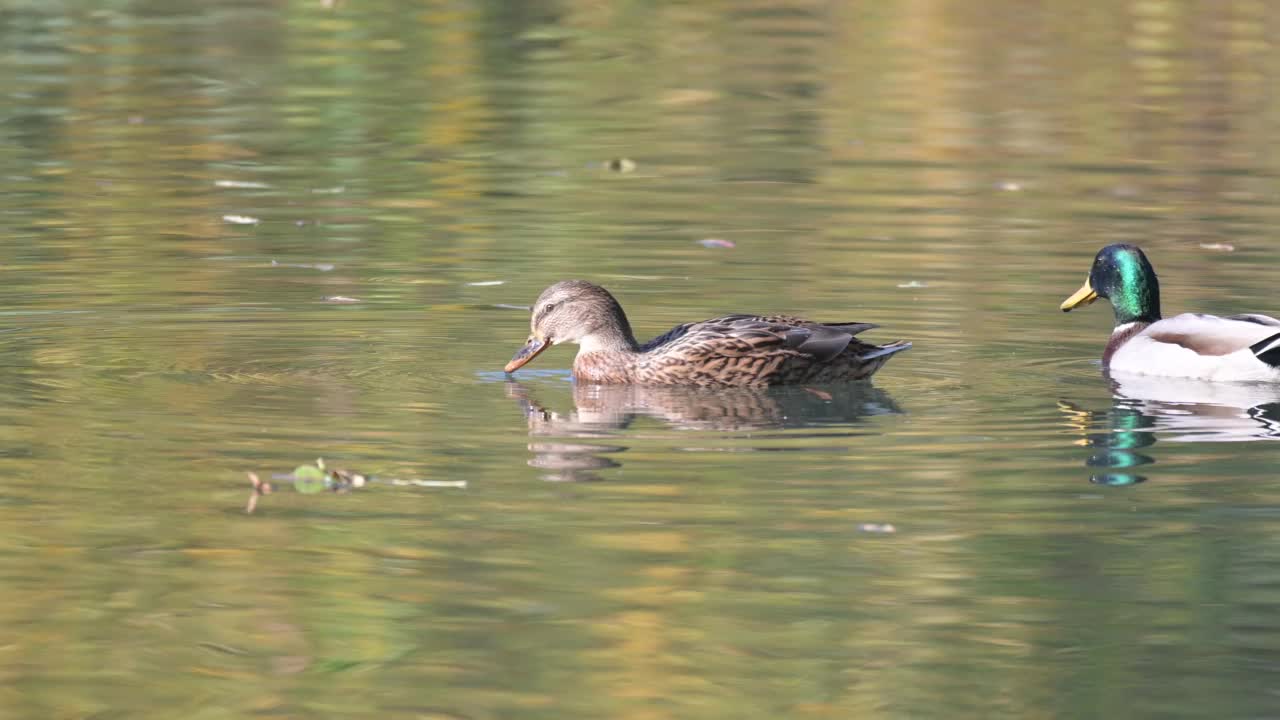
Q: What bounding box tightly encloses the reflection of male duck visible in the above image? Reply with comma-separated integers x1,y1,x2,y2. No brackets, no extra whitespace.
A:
1108,374,1280,442
506,381,902,481
1059,375,1280,486
1059,397,1156,486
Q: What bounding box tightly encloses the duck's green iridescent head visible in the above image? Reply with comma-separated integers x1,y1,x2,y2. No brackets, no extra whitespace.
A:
1060,244,1161,325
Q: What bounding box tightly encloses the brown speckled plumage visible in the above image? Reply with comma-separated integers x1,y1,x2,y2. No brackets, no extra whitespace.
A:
505,281,910,387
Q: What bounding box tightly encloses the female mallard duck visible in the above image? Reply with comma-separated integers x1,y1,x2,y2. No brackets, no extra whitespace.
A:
504,280,910,386
1061,243,1280,381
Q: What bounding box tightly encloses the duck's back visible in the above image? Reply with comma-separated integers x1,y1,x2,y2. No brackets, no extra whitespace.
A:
585,314,908,387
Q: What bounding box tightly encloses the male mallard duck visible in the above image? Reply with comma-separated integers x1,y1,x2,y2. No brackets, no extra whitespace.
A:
504,280,910,386
1061,243,1280,381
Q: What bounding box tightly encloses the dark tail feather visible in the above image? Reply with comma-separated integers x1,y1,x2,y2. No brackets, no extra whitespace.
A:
1250,332,1280,368
824,322,879,336
784,326,853,361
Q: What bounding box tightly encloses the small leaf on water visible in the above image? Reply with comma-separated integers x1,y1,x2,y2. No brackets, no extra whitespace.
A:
246,472,273,514
293,464,327,494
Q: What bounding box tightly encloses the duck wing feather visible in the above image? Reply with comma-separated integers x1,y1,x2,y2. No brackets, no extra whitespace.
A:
643,314,877,362
1143,313,1280,356
1224,313,1280,327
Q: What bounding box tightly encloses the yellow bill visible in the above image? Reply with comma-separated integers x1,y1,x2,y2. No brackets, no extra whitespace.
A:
1060,278,1098,312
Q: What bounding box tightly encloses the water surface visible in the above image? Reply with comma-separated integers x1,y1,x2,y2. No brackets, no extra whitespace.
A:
3,2,1280,718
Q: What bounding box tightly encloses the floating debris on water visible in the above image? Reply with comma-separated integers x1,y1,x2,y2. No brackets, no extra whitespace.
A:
897,280,928,289
998,180,1023,192
198,641,250,656
659,88,718,106
245,472,272,514
222,214,260,225
389,479,468,488
311,185,346,194
698,238,735,249
245,458,464,513
857,523,896,534
271,260,335,271
215,180,270,189
605,157,636,173
323,296,361,303
466,280,505,287
327,465,368,491
1199,242,1235,252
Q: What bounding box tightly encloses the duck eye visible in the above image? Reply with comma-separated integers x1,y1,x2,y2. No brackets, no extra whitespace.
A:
543,302,556,315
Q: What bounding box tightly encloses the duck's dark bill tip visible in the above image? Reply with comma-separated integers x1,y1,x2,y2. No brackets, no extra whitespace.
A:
504,336,550,373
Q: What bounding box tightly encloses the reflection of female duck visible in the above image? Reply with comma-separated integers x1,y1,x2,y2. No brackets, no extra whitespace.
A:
1061,244,1280,381
509,381,902,432
506,381,902,480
